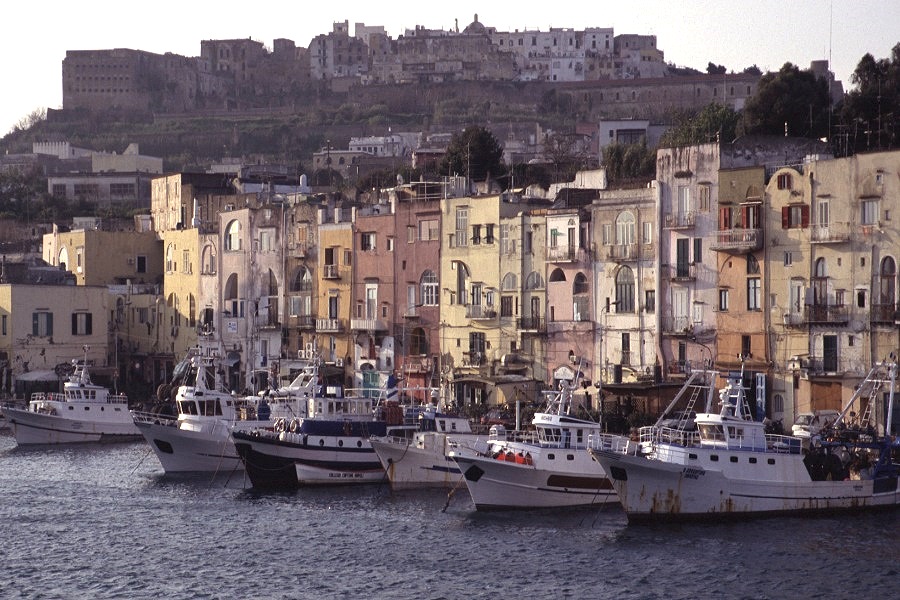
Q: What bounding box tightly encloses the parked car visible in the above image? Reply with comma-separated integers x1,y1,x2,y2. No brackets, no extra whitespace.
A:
481,408,516,429
791,410,840,438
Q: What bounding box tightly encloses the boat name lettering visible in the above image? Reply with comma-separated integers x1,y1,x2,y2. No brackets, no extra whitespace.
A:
682,467,705,480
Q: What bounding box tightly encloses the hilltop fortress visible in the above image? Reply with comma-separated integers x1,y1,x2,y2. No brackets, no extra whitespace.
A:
60,15,761,122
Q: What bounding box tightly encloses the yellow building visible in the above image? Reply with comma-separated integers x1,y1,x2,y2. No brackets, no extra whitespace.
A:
316,204,355,384
0,283,110,397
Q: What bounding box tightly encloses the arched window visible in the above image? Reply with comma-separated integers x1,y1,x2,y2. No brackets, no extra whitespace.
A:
224,273,242,317
813,258,827,306
293,267,312,292
615,266,635,312
572,273,589,295
880,257,896,306
225,220,241,251
201,244,216,275
525,271,544,290
421,270,438,306
165,243,176,272
501,273,517,290
410,327,428,356
455,262,470,305
58,247,69,270
548,268,566,283
616,211,635,245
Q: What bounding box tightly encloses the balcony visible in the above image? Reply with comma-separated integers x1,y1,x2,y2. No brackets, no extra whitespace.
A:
663,211,696,229
350,317,388,331
810,222,851,244
517,316,546,333
661,315,694,336
466,305,497,320
462,351,485,367
709,228,762,253
604,243,650,262
291,315,316,329
666,263,696,282
804,355,841,377
547,246,590,262
323,264,339,279
316,317,345,332
871,303,898,325
804,304,849,325
402,356,434,374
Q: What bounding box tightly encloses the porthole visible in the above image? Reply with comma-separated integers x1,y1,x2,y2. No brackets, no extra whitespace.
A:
710,455,719,462
730,456,738,463
319,439,325,446
338,440,343,447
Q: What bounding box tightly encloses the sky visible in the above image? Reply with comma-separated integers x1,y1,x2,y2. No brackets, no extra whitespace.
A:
2,0,898,136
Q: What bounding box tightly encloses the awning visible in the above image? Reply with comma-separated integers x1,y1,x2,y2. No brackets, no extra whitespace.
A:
16,370,59,381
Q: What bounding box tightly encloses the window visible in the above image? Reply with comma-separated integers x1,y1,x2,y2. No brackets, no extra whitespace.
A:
747,278,761,310
741,335,751,357
693,238,702,264
1,314,6,336
165,244,175,273
747,255,760,274
698,185,711,211
361,232,376,251
201,245,216,275
485,224,495,244
615,267,635,313
719,288,730,311
258,228,275,252
455,208,468,247
784,251,793,267
781,205,809,229
856,288,868,309
110,183,135,198
642,221,652,245
616,212,635,245
471,225,482,245
501,296,514,317
645,290,655,313
525,271,544,290
776,173,792,190
407,226,416,243
418,219,438,241
420,270,438,306
71,312,92,336
225,220,241,251
33,312,53,336
136,255,147,273
182,250,191,274
344,250,352,266
861,200,879,225
386,237,394,252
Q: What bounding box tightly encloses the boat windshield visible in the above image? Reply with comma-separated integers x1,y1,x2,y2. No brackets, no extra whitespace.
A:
698,423,725,442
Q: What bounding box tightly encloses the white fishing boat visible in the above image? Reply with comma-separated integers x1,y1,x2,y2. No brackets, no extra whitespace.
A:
232,380,428,489
3,351,138,445
132,352,309,473
370,404,487,489
589,359,900,522
448,380,630,510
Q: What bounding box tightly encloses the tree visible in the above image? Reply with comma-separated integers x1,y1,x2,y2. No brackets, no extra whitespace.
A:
659,103,740,147
742,65,762,76
542,132,593,183
839,44,900,154
706,62,727,75
11,108,47,133
738,62,831,139
602,141,655,184
439,125,505,183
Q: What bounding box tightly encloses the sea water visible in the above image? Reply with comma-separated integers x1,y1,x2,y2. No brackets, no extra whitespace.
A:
1,433,898,600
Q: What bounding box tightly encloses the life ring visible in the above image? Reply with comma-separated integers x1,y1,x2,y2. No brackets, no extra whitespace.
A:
274,418,286,433
289,419,301,433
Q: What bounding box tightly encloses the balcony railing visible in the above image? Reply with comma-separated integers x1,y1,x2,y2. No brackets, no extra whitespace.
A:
810,222,851,243
804,304,849,325
517,316,546,332
350,318,388,331
709,228,762,253
292,315,316,329
547,246,591,262
316,317,344,332
604,243,652,262
666,263,696,281
323,264,339,279
871,303,898,324
663,211,697,229
466,305,497,320
661,315,694,335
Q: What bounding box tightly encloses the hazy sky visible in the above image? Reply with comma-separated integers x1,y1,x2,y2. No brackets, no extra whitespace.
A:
2,0,897,136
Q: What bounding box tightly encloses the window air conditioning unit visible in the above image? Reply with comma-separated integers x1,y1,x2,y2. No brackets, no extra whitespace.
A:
335,358,344,367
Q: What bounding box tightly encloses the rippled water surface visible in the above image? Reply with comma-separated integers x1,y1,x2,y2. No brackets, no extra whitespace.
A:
1,432,899,599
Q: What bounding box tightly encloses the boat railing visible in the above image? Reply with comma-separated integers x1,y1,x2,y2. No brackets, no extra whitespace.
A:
131,411,179,427
765,433,803,454
639,425,702,447
588,433,634,453
30,391,128,405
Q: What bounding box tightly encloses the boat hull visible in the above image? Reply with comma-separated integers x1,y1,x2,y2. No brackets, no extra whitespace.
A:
451,446,617,510
591,448,900,522
5,407,141,445
134,417,244,473
233,430,385,489
370,433,486,489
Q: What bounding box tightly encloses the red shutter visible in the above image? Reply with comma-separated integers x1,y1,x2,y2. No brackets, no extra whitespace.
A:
800,205,810,228
781,207,789,229
719,207,731,230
